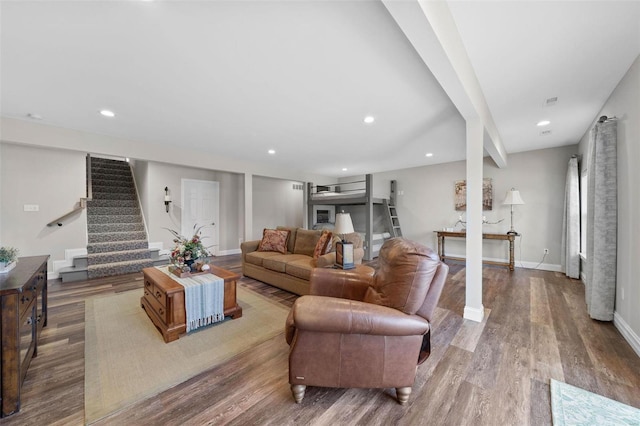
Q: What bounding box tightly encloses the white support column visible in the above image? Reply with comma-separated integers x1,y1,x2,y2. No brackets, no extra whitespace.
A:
464,118,485,322
244,173,253,243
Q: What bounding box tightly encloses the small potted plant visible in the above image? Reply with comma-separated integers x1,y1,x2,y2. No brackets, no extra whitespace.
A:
0,246,19,274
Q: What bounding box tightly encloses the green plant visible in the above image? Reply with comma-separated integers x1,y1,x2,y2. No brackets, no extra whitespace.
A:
164,223,214,265
0,247,19,264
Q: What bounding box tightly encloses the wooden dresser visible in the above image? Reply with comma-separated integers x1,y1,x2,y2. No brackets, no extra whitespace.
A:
141,266,242,343
0,255,49,417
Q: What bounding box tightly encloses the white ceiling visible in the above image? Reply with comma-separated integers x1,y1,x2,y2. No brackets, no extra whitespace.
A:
1,1,639,178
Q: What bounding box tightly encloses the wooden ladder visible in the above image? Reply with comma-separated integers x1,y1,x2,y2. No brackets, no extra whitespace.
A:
385,180,402,238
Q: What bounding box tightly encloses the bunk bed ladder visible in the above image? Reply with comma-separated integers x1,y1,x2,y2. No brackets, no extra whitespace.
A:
384,199,403,238
385,180,402,238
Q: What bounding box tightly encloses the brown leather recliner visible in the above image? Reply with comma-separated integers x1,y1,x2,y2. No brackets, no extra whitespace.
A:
285,237,449,405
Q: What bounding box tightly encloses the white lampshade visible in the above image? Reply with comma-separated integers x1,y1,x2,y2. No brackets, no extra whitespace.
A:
334,212,354,235
503,188,525,205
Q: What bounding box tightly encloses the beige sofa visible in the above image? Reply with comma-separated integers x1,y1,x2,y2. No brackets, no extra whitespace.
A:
241,226,364,295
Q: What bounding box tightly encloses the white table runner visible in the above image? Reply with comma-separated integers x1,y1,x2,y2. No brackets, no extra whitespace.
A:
157,266,225,333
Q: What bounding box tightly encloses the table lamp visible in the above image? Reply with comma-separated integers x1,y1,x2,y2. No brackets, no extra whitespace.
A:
334,212,355,269
503,188,524,235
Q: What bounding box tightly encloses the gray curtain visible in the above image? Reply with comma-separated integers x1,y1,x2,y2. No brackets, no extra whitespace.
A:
585,119,617,321
561,156,580,279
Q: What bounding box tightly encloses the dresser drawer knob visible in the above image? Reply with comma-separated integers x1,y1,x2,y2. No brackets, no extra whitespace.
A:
155,291,162,299
21,295,30,303
159,308,164,316
27,317,33,325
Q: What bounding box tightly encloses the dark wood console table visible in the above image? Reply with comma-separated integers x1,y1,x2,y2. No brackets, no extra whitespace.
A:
435,231,518,271
0,255,49,417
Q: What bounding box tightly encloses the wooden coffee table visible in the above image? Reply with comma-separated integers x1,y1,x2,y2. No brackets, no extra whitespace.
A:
140,265,243,343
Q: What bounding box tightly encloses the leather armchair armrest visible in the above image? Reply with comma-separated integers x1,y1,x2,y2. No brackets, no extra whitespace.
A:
309,267,374,300
290,295,430,337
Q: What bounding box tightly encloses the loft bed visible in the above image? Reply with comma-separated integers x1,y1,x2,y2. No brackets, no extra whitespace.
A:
306,174,397,260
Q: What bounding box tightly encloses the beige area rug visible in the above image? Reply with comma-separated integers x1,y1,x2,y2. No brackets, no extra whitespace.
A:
84,286,289,424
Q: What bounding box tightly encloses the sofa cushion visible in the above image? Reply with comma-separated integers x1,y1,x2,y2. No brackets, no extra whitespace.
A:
363,238,440,315
258,228,290,254
263,254,310,273
277,226,298,254
245,250,282,267
293,229,322,257
313,230,333,258
286,258,315,281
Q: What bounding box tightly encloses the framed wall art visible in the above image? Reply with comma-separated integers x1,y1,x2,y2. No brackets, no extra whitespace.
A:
454,178,493,211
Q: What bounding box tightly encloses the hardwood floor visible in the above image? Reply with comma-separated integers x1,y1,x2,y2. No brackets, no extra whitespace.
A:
1,255,639,425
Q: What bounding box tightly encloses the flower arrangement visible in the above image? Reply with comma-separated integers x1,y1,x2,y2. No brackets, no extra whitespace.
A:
165,223,214,268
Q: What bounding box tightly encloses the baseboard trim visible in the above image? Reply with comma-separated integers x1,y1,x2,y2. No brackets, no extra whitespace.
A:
217,248,241,256
614,311,640,358
446,252,562,272
463,305,485,322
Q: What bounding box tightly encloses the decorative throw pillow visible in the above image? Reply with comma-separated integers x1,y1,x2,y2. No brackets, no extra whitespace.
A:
258,229,290,254
312,230,333,258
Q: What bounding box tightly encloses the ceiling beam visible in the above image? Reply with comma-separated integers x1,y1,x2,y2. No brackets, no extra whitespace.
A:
382,0,508,168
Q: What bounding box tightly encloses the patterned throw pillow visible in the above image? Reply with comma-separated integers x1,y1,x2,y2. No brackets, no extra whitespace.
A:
258,229,290,254
312,230,333,258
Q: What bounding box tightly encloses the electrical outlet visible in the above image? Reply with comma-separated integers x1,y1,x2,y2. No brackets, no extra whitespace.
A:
24,204,39,212
543,248,549,254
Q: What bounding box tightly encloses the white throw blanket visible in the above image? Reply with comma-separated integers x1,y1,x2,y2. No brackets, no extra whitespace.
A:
158,266,225,333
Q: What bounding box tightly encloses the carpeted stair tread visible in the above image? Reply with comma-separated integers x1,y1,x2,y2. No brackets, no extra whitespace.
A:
88,240,149,253
87,206,141,216
88,231,147,244
91,172,134,181
88,199,139,208
87,214,143,225
92,179,135,189
88,223,145,233
87,259,154,279
92,184,136,194
91,192,138,201
88,249,152,264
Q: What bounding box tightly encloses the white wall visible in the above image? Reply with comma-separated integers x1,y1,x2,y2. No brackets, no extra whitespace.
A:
135,161,244,254
251,176,304,240
370,145,577,269
0,143,87,272
2,118,329,184
579,54,640,353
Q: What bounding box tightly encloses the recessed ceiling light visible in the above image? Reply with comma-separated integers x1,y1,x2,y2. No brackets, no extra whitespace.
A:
363,116,375,124
100,109,115,118
537,120,550,127
268,149,276,155
425,153,433,157
342,168,348,172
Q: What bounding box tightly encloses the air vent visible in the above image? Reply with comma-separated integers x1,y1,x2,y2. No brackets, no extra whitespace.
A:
540,130,552,136
544,97,558,106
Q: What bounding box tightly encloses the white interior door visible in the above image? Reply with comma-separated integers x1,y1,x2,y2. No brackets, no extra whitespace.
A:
181,179,219,256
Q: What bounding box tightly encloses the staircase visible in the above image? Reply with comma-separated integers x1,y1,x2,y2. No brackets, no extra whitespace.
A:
84,157,153,279
384,180,403,238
